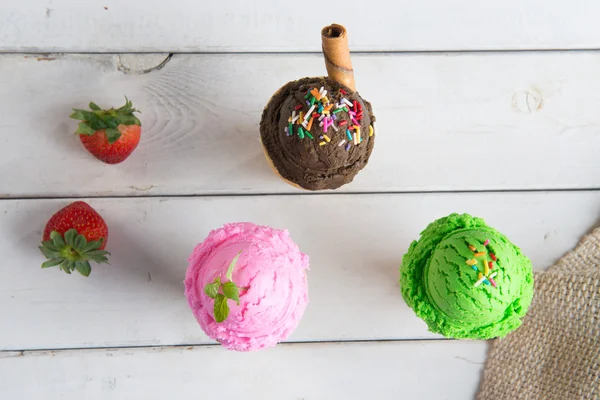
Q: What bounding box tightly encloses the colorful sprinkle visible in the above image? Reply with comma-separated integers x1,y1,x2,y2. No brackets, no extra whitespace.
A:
483,279,491,286
369,125,374,137
488,261,493,270
478,272,483,280
298,127,305,139
466,259,477,266
468,245,476,252
340,89,347,95
285,87,367,150
490,253,497,261
474,252,486,257
489,278,497,287
484,261,489,276
471,265,478,271
474,275,487,287
484,239,490,246
488,272,497,279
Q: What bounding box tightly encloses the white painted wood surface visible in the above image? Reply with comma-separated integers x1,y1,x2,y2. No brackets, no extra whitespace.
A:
1,191,595,351
2,3,598,397
2,52,600,197
0,341,487,400
1,0,599,52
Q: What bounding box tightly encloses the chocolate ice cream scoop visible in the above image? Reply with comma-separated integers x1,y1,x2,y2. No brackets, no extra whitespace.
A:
260,24,376,190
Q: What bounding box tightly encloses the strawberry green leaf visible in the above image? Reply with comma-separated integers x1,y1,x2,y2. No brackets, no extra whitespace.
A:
41,258,63,269
204,282,220,299
214,294,229,323
50,231,65,248
75,261,92,277
88,112,108,130
39,244,60,259
64,229,77,247
75,122,95,135
222,281,240,305
70,109,92,121
118,114,141,126
74,234,87,252
105,127,122,144
89,102,101,111
84,239,104,252
61,262,73,274
226,250,243,281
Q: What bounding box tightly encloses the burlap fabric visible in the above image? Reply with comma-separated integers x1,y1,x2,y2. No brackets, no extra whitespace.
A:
478,228,600,399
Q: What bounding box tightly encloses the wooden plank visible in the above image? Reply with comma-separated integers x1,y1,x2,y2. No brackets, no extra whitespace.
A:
0,340,487,399
1,0,599,52
0,191,596,350
1,52,600,197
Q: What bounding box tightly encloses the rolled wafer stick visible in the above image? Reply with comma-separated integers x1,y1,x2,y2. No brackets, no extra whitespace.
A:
321,24,356,91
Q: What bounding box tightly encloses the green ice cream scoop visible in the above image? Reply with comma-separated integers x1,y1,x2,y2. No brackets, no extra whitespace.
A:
400,213,534,339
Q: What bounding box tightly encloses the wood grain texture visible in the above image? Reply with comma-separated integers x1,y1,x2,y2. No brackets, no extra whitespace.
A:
0,341,487,399
1,0,599,52
1,192,597,350
1,52,600,197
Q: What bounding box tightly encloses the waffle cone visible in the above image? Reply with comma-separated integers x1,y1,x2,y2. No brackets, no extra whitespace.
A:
321,24,355,91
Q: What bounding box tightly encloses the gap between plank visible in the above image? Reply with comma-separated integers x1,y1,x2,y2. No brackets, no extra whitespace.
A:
0,337,456,355
2,48,600,56
1,187,599,202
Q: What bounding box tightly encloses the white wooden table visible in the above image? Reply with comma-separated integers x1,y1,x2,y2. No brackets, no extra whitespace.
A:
1,2,599,399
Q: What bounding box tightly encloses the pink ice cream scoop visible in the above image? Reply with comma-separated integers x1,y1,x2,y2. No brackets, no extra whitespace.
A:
184,222,309,351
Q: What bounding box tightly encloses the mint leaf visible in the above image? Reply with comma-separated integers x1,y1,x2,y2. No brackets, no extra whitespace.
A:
214,294,229,323
41,258,63,269
222,282,240,305
64,229,77,247
204,282,219,299
226,250,243,281
75,261,91,277
50,231,65,248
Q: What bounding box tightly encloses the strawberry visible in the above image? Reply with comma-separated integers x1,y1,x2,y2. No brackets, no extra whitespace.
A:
39,201,110,277
70,97,141,164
